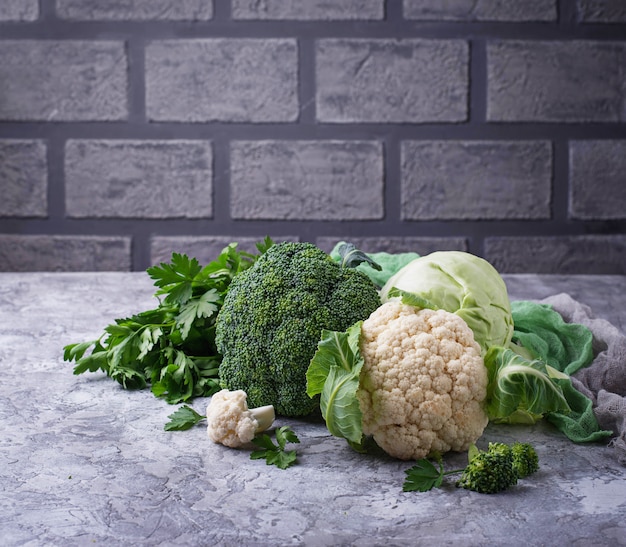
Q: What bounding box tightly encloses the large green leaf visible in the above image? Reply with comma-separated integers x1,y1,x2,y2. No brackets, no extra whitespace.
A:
484,346,571,421
306,322,364,444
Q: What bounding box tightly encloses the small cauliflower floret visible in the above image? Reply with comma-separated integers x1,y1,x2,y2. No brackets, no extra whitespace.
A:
206,389,275,448
358,301,489,461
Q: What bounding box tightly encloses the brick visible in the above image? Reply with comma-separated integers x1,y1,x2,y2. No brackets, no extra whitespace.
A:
230,141,384,220
146,39,298,123
569,140,626,220
0,235,131,272
401,141,552,220
57,0,212,20
316,39,468,123
577,0,626,22
403,0,556,21
0,41,127,122
232,0,383,20
487,41,626,122
0,0,39,20
65,141,212,219
484,236,626,274
150,235,299,267
0,140,47,218
315,237,468,255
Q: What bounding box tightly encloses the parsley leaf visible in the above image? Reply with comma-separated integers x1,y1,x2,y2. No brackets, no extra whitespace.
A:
164,405,206,431
403,458,445,492
250,426,300,470
63,238,273,405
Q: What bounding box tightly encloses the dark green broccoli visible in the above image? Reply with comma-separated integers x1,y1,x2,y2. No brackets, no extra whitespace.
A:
403,441,539,494
456,442,518,494
215,242,381,417
511,442,540,478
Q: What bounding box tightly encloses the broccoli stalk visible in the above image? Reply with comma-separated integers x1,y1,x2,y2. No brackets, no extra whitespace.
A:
403,442,539,494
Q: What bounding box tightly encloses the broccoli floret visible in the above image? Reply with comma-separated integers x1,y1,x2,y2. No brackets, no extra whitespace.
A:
456,442,518,494
215,242,381,417
404,440,540,494
511,442,539,478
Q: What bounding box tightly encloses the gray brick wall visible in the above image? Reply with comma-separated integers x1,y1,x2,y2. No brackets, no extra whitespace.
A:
0,1,39,21
65,140,213,219
232,0,384,20
56,0,213,21
0,140,47,217
401,141,552,220
0,41,128,121
316,39,468,123
0,1,624,274
403,0,557,21
230,141,383,220
146,39,298,123
487,41,626,122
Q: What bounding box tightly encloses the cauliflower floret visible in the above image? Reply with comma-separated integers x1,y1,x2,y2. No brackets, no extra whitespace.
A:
358,301,489,460
206,389,275,448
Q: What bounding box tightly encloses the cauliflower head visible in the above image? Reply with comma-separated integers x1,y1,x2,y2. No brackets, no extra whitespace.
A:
357,301,489,460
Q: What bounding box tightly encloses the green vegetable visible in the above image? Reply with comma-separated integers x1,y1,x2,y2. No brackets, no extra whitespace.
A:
509,300,613,443
329,241,419,288
164,405,205,431
305,322,365,444
483,346,572,423
215,242,381,417
380,251,514,354
250,426,300,469
64,238,273,404
511,441,540,478
403,442,539,494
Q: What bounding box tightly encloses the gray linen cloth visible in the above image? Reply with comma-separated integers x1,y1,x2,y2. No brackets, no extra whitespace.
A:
540,293,626,464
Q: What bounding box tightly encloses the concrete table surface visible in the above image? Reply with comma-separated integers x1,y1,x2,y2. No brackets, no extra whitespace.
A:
1,272,625,547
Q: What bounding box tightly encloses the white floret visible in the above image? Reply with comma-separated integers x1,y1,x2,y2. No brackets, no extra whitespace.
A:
206,389,275,448
357,301,488,460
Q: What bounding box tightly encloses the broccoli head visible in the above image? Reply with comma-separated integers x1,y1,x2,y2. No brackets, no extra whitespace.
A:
215,241,381,417
511,442,539,478
456,442,518,494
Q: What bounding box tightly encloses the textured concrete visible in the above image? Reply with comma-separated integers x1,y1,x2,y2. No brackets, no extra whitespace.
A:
0,272,624,545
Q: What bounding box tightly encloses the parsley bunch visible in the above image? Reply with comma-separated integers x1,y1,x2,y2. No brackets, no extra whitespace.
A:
63,238,273,404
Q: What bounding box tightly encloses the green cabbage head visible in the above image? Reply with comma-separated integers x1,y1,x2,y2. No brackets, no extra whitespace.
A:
380,251,513,354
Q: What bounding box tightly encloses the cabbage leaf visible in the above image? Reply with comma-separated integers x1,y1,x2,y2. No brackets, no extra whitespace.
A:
306,322,364,444
484,346,571,422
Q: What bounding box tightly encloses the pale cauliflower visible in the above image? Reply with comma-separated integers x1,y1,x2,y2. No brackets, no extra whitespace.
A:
357,301,489,460
206,389,275,448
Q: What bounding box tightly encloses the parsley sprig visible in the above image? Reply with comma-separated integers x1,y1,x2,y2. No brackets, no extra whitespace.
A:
63,238,274,404
251,426,301,470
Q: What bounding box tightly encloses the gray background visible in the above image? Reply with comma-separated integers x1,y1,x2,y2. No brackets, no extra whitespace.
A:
0,0,625,273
